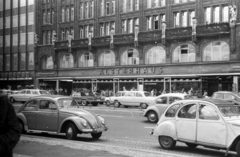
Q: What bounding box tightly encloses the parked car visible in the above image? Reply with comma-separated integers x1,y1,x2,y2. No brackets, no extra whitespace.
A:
72,91,105,106
8,89,49,103
150,99,240,156
0,89,12,95
17,95,108,140
105,91,155,109
212,91,240,105
142,93,193,122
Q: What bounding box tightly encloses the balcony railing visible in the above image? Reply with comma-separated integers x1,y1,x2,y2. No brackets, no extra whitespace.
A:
138,30,162,42
196,22,230,37
71,39,88,48
92,36,110,46
114,33,134,44
166,26,192,40
55,41,68,49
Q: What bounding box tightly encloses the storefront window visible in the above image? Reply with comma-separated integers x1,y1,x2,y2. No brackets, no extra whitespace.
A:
78,52,94,67
121,48,139,65
99,50,115,66
12,54,18,71
60,53,74,68
42,55,54,69
203,41,229,61
146,46,166,64
20,53,26,70
172,44,196,63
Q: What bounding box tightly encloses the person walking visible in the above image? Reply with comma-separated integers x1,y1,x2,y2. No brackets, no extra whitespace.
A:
0,94,21,157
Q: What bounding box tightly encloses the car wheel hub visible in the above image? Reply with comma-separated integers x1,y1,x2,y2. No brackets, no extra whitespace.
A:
149,114,156,120
162,137,171,146
67,128,73,137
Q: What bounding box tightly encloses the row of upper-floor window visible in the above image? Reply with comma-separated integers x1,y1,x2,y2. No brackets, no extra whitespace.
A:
0,0,34,11
43,9,54,25
40,41,229,69
0,52,34,71
0,32,34,47
0,13,34,29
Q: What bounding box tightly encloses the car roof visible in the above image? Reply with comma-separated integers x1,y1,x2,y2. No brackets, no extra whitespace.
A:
160,93,189,96
214,91,239,95
175,98,235,107
33,95,71,100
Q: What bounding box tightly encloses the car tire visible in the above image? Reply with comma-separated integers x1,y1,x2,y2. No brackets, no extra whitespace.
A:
19,120,26,134
140,103,148,109
113,100,120,108
65,123,78,140
185,143,198,148
158,136,176,150
236,140,240,156
10,97,15,103
105,100,111,106
147,111,158,123
91,132,102,139
81,100,88,106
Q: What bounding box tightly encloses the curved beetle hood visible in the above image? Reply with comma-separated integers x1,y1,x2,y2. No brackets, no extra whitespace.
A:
60,108,102,126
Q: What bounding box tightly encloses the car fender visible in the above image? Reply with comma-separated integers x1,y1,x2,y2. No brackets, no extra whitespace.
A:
59,116,85,133
154,120,177,140
143,106,159,117
17,113,29,131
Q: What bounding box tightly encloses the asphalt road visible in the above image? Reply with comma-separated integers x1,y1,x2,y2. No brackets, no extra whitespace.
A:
13,103,239,157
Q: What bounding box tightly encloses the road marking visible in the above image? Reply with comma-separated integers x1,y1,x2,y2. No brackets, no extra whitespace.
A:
144,126,155,129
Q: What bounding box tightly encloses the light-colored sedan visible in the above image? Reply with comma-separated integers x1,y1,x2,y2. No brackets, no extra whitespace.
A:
106,91,156,109
142,93,192,122
151,99,240,156
17,95,108,140
8,89,49,103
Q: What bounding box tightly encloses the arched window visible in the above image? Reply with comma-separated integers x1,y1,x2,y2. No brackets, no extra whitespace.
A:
203,41,229,61
60,53,74,68
78,52,94,67
121,48,139,65
41,56,54,69
172,44,196,63
146,46,166,64
99,50,115,66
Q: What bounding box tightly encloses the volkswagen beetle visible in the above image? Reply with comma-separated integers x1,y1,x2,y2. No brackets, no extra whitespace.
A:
151,99,240,156
17,95,108,140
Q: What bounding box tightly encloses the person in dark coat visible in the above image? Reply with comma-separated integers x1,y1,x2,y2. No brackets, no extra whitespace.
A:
0,94,21,157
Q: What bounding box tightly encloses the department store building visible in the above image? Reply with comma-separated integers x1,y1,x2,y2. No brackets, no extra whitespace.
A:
35,0,240,96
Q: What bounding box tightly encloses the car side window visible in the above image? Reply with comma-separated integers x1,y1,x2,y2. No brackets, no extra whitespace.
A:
199,104,219,120
224,94,235,100
39,100,57,110
165,103,180,117
213,93,223,99
156,97,167,104
136,92,143,97
126,92,135,97
178,104,196,119
26,90,31,94
32,91,38,95
23,100,38,111
116,92,121,97
169,97,182,104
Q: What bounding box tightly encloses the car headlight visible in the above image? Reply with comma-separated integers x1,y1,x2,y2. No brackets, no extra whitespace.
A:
80,118,87,127
98,116,105,125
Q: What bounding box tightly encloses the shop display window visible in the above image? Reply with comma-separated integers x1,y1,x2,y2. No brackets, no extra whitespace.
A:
42,56,54,69
99,50,115,66
79,52,94,67
121,48,139,65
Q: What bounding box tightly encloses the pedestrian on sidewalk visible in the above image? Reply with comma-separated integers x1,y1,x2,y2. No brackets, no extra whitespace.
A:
0,94,21,157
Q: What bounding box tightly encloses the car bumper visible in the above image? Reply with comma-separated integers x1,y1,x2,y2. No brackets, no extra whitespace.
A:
81,125,108,133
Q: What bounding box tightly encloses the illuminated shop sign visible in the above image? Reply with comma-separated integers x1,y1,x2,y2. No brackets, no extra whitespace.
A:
100,67,163,75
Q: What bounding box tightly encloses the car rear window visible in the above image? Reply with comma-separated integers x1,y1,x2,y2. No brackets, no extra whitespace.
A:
58,99,78,109
144,92,151,97
39,90,48,94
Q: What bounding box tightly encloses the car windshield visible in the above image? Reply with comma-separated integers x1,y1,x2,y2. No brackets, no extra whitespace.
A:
218,106,240,117
39,90,48,94
58,99,78,109
144,92,152,97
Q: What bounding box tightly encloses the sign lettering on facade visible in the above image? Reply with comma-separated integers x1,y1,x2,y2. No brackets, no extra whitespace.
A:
100,67,163,75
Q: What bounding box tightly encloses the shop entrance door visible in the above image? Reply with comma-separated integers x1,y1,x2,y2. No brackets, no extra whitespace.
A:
164,77,171,93
137,78,144,91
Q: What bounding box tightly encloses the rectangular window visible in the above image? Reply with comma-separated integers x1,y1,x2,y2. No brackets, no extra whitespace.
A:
5,54,10,71
122,0,126,13
110,22,115,33
85,2,89,19
222,6,229,22
100,23,104,36
0,18,3,29
20,33,26,45
28,12,34,25
84,25,89,38
20,14,26,26
112,0,115,14
47,30,51,44
62,7,65,22
5,35,10,47
0,55,2,71
20,53,26,70
12,34,18,46
122,20,127,33
189,11,195,26
174,0,180,4
13,0,18,8
147,0,151,8
80,26,84,39
160,0,165,6
174,12,180,27
70,27,74,39
89,24,94,37
153,15,159,30
205,7,211,24
147,16,152,30
28,52,34,70
161,14,166,22
43,31,46,44
181,0,187,3
214,6,220,23
106,1,110,15
12,54,18,71
43,11,46,24
47,10,51,23
80,3,84,19
128,0,133,12
52,10,54,24
135,0,139,10
128,19,133,33
5,17,11,28
5,0,11,10
90,1,94,18
153,0,159,7
106,22,110,35
0,36,3,47
66,7,69,22
0,0,3,11
28,32,34,45
66,29,69,40
71,6,74,21
20,0,26,7
182,11,187,27
28,0,34,5
101,0,104,16
134,18,139,26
